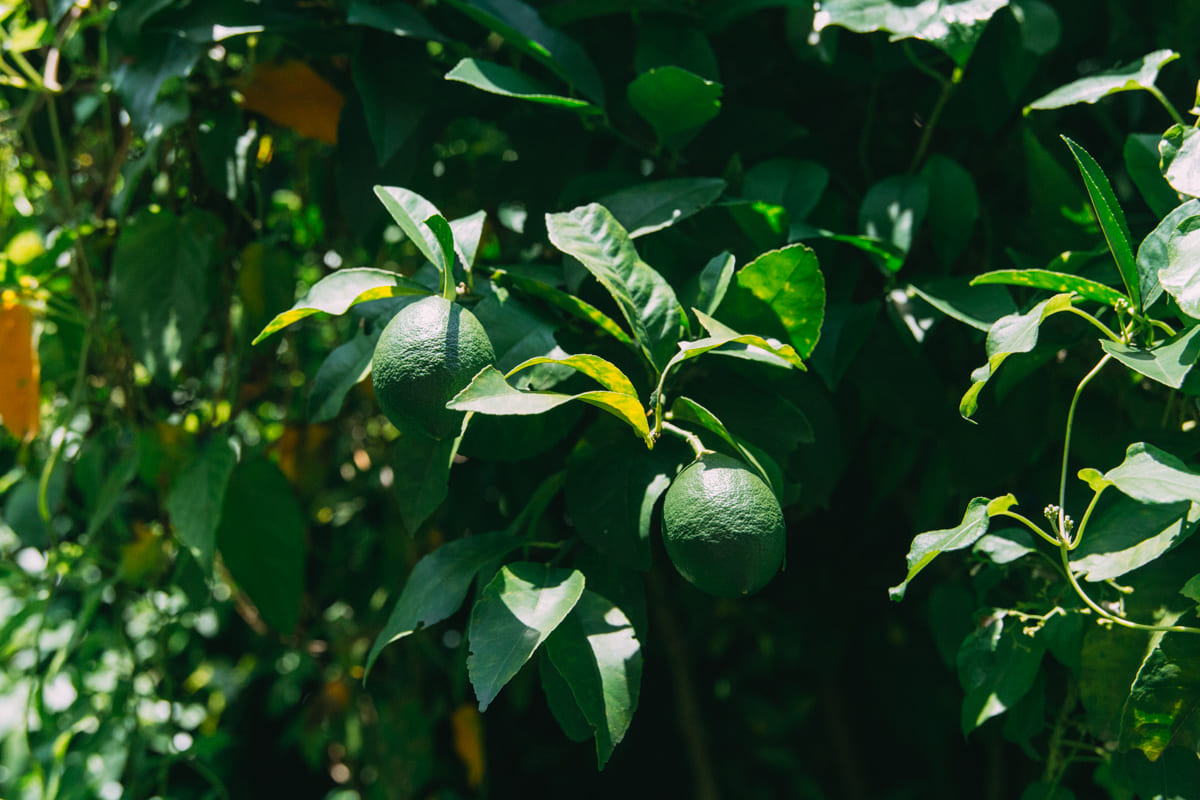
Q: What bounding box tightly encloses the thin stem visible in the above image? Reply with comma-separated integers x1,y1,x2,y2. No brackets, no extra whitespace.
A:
909,65,964,173
1057,355,1111,541
1068,484,1108,550
1058,546,1200,634
1146,85,1186,127
1064,306,1122,343
1146,317,1178,339
901,41,950,85
661,420,708,458
994,510,1060,547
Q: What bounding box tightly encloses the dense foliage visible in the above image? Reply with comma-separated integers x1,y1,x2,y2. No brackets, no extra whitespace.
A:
6,1,1200,798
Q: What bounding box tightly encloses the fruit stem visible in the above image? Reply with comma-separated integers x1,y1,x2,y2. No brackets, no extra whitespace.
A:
661,421,708,458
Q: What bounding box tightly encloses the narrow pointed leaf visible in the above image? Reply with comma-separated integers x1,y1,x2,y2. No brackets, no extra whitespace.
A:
467,562,586,711
970,269,1127,308
907,278,1017,332
683,251,735,318
890,497,992,600
1026,50,1179,112
451,210,488,270
1101,324,1200,390
365,531,522,677
445,58,600,112
373,185,452,275
664,311,804,373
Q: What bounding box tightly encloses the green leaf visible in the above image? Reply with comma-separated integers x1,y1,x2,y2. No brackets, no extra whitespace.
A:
444,0,604,104
539,652,593,742
742,158,830,240
627,67,722,151
110,208,219,382
597,178,727,238
1080,623,1152,740
716,244,825,359
445,58,601,112
1158,216,1200,318
1069,495,1199,582
957,612,1046,735
448,366,652,445
544,591,642,769
451,210,489,271
309,332,375,422
1062,136,1140,310
492,269,639,354
682,251,735,319
347,0,446,41
1101,325,1200,390
216,457,306,633
467,562,586,711
364,531,521,677
1137,199,1200,311
545,203,686,370
1025,50,1179,111
960,293,1075,419
665,309,805,373
1125,133,1182,218
508,354,641,397
890,498,993,600
970,268,1128,308
1120,632,1200,761
816,0,1008,65
858,175,929,270
1105,443,1200,505
907,278,1017,332
1161,123,1200,198
253,268,430,344
391,431,462,533
1110,746,1200,800
353,40,427,166
634,17,719,80
973,529,1037,565
920,155,980,266
166,436,237,570
1182,574,1200,603
76,428,141,539
373,186,454,278
668,396,777,492
807,300,880,390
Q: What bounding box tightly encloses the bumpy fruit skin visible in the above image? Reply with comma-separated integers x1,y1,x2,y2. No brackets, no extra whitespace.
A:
371,296,496,440
661,453,785,597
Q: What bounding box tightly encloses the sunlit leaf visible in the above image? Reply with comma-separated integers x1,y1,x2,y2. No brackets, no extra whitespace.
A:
445,58,601,112
627,67,722,151
890,497,993,600
1025,50,1179,112
816,0,1008,65
597,178,726,238
1137,199,1200,310
1069,495,1199,582
957,612,1045,735
1101,325,1200,390
970,268,1127,308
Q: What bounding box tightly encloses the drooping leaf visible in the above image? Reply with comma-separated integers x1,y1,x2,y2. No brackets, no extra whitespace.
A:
445,59,601,112
858,175,929,270
960,293,1075,419
544,591,642,768
166,436,237,570
920,154,980,266
467,562,586,711
253,268,429,344
973,529,1037,565
816,0,1009,66
1105,443,1200,505
1069,495,1199,582
364,531,521,677
1025,50,1179,112
1125,133,1182,218
391,430,462,533
597,178,727,238
1161,123,1200,199
111,208,220,382
215,457,306,633
907,278,1017,332
545,203,686,370
1101,325,1200,390
1062,136,1140,310
970,268,1127,308
890,497,993,600
444,0,604,104
1120,631,1200,761
716,244,825,359
957,612,1046,735
448,366,652,445
627,67,722,151
1157,216,1200,319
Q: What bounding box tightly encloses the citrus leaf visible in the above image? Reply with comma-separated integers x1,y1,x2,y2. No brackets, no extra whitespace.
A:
539,652,593,742
491,269,639,354
391,430,462,533
545,203,686,370
309,332,376,422
1069,495,1199,582
743,158,829,239
920,154,980,266
1137,199,1200,311
668,396,775,492
960,293,1075,419
445,58,601,112
681,251,735,320
544,591,642,769
373,186,453,276
451,210,489,270
970,269,1128,308
444,0,604,104
1026,50,1179,112
253,268,430,344
957,612,1045,735
0,292,39,439
216,457,306,633
166,436,237,570
1101,325,1200,390
664,310,804,374
1161,123,1200,199
1105,443,1200,504
449,366,651,445
716,244,825,359
467,562,586,711
597,178,727,238
627,66,722,151
816,0,1008,66
906,278,1017,332
364,530,522,678
890,497,993,601
508,354,640,397
1062,136,1140,310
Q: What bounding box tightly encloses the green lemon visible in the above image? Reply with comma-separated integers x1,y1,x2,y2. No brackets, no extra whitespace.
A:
661,452,785,597
371,296,496,440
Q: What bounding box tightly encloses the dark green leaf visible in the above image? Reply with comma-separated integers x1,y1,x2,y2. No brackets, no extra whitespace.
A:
539,652,593,742
545,203,686,370
1026,50,1179,111
907,278,1017,332
364,531,521,677
216,457,306,633
1120,632,1200,761
309,332,375,422
1080,623,1151,739
445,58,600,112
1137,199,1200,311
682,251,735,319
634,17,719,80
467,562,586,711
78,429,141,539
1110,746,1200,800
957,612,1046,735
1125,133,1181,218
808,300,879,390
971,268,1127,308
742,158,829,239
347,0,446,40
1102,325,1200,390
166,436,237,569
668,396,777,492
353,41,427,165
1070,495,1198,582
890,498,993,600
1161,123,1200,198
391,431,461,533
492,269,639,354
858,175,929,270
597,178,727,238
1062,136,1140,310
545,591,642,768
111,209,219,382
920,154,979,266
627,67,722,151
451,210,489,270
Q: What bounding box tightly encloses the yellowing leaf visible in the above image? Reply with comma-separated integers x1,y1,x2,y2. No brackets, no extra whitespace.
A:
239,61,344,145
0,290,39,440
451,703,486,788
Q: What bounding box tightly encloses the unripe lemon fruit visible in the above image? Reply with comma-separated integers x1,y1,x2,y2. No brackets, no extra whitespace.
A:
661,453,785,597
371,296,495,440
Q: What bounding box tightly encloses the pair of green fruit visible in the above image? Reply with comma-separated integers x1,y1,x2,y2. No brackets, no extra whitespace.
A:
371,296,785,597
